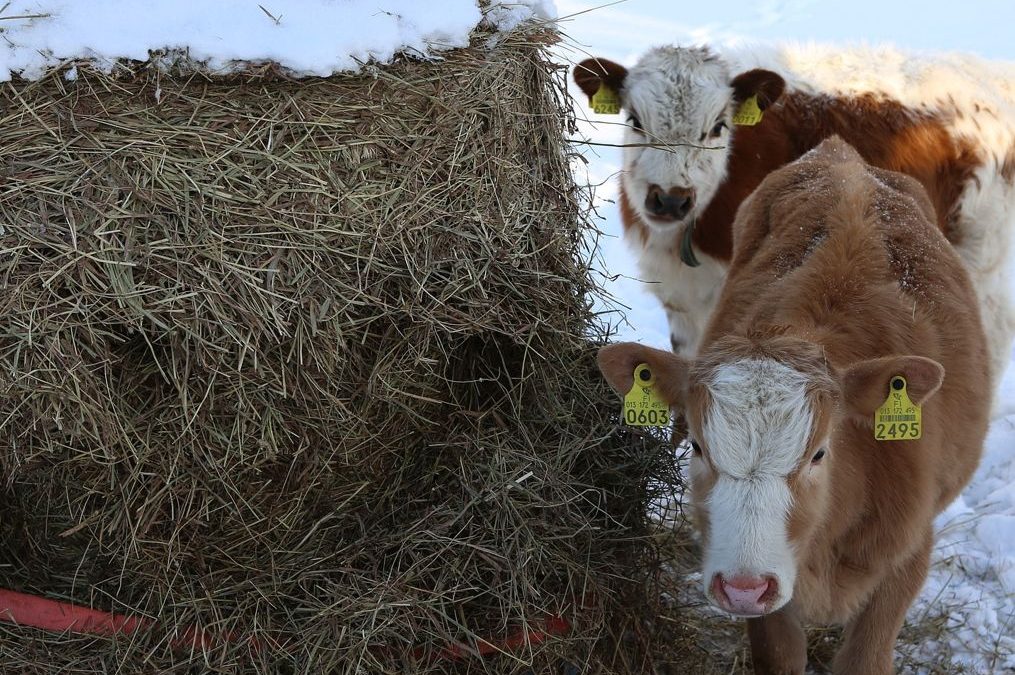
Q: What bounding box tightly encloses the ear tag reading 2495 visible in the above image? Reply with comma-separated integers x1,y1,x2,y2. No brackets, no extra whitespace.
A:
874,376,922,441
590,83,621,115
732,94,764,126
623,363,670,427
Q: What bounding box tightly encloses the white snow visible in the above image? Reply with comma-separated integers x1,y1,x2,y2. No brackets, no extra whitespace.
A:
0,1,555,81
561,1,1015,671
484,0,555,32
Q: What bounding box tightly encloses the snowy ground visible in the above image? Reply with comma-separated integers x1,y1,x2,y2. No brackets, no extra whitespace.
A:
557,1,1015,671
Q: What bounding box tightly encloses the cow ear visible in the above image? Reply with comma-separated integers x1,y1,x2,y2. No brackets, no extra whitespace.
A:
574,57,629,102
597,342,690,409
840,355,945,417
730,68,785,110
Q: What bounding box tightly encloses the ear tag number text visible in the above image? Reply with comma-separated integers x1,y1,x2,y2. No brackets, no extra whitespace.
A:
874,376,922,441
732,94,764,126
622,363,670,427
591,82,621,115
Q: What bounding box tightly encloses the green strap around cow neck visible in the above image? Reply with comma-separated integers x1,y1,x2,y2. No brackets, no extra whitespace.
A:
679,219,700,267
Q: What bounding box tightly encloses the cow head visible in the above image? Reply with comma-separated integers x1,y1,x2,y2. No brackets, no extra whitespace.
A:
597,338,943,617
574,48,785,236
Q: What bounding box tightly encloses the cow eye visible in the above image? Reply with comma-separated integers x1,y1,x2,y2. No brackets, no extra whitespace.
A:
811,448,826,464
709,120,727,138
627,114,643,132
690,440,702,456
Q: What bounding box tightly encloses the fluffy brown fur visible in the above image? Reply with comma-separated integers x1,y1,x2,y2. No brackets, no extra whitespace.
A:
598,137,991,674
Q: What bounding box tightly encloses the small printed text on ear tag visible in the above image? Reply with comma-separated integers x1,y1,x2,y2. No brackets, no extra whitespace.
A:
732,94,764,126
591,82,621,115
622,363,670,427
874,376,922,441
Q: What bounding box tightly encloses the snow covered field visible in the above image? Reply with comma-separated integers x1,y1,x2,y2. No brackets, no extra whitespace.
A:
0,0,1010,671
559,1,1014,671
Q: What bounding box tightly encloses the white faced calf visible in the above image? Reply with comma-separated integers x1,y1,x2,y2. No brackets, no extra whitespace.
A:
597,138,990,674
575,48,782,242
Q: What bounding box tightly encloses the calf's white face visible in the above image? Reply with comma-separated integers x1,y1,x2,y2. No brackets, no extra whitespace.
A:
691,358,826,617
573,47,785,236
620,49,735,232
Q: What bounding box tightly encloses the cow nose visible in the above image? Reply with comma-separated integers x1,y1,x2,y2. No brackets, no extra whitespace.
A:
711,573,778,616
645,184,696,221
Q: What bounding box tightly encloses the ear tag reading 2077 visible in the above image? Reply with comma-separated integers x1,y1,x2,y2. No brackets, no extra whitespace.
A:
874,376,922,441
590,83,621,115
622,363,670,427
732,94,764,126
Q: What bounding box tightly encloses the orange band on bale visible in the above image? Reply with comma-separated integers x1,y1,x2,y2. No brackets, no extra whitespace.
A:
0,589,249,651
0,589,151,637
0,588,569,663
414,615,571,663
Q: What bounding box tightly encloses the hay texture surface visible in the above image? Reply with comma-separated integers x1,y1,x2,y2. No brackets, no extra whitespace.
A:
0,27,676,674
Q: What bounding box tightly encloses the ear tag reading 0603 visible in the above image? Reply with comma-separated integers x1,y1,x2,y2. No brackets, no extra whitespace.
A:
732,94,764,126
622,363,670,427
874,376,922,441
590,83,621,115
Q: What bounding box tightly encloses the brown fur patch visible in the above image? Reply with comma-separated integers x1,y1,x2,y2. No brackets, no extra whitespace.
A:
730,68,786,109
618,183,649,247
679,91,985,260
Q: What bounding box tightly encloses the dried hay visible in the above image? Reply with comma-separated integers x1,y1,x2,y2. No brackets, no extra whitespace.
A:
0,24,685,674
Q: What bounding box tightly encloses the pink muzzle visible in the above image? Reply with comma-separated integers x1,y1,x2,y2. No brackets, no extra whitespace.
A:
711,573,778,616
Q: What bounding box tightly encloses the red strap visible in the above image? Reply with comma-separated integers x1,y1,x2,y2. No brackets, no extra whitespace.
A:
0,589,150,636
0,589,225,649
415,615,571,662
0,587,570,662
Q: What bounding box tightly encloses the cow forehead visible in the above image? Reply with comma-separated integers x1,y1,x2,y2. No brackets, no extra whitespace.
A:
700,359,815,478
625,47,731,133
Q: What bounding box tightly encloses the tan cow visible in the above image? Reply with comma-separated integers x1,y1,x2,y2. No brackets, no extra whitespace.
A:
597,137,990,674
574,44,1015,400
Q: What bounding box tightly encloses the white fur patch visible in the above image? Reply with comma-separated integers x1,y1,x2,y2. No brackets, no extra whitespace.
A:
633,225,726,356
619,47,733,235
698,358,814,611
704,358,813,476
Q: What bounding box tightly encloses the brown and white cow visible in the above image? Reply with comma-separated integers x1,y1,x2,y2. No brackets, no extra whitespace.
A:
598,138,990,674
574,44,1015,397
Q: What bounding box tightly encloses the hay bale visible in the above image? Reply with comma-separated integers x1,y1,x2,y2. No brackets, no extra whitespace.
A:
0,25,679,673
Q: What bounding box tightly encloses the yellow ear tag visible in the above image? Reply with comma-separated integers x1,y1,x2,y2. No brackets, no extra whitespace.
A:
590,82,621,115
622,363,670,427
732,94,764,126
874,376,922,441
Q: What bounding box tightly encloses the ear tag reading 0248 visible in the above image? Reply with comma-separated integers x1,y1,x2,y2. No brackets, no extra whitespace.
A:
732,94,764,126
622,363,670,427
590,82,621,115
874,376,922,441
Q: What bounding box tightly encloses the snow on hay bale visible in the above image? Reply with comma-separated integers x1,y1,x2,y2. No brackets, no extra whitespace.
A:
0,23,681,674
